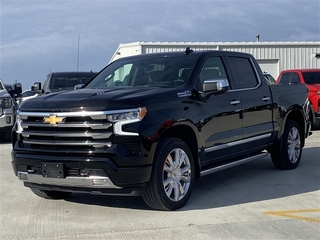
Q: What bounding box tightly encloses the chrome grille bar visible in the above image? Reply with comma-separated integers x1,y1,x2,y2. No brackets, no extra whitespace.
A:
23,139,112,147
21,130,112,139
21,122,112,129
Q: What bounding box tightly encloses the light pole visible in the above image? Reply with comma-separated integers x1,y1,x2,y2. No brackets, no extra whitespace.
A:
77,34,80,72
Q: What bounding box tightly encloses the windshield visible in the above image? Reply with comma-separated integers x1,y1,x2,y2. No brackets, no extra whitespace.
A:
86,55,197,89
302,72,320,84
50,72,96,92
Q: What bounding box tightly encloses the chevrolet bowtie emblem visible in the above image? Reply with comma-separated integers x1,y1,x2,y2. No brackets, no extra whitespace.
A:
44,115,65,125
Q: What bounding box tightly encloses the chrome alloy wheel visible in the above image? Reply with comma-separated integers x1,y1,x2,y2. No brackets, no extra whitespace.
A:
287,126,301,163
163,148,191,202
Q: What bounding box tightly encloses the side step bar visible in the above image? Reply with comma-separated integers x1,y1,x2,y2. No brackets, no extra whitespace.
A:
200,151,268,177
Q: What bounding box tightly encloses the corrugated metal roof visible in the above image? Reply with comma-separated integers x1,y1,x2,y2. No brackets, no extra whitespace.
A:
119,41,320,47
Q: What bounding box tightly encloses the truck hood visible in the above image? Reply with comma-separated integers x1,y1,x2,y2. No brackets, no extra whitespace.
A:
19,87,172,112
307,84,320,91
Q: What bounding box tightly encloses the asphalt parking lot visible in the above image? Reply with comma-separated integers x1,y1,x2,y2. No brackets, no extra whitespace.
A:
0,131,319,240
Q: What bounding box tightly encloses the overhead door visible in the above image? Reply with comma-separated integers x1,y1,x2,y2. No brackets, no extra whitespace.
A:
256,59,279,79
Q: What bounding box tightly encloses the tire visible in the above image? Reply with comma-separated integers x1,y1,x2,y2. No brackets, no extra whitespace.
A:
310,110,320,130
271,120,302,170
0,130,11,142
31,188,72,199
143,138,195,211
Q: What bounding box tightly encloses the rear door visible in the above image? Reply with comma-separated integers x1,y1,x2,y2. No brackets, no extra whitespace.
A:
226,54,273,153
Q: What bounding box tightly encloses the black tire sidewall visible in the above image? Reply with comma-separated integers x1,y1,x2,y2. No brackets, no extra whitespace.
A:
152,138,195,210
281,120,302,169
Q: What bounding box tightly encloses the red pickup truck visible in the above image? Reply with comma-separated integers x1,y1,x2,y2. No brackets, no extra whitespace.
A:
276,69,320,129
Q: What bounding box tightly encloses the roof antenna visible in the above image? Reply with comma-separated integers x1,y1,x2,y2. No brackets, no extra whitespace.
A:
185,47,193,55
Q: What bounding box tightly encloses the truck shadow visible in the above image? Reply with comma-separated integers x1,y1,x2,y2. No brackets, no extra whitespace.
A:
65,146,320,211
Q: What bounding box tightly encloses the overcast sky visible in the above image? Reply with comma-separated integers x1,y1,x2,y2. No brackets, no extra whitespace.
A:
0,0,319,90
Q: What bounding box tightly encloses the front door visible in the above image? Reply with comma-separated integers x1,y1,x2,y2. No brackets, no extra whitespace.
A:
196,55,243,165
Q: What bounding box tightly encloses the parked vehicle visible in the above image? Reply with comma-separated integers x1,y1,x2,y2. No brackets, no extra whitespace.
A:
0,79,22,141
12,49,311,210
263,71,276,84
276,69,320,129
16,89,39,105
32,71,97,94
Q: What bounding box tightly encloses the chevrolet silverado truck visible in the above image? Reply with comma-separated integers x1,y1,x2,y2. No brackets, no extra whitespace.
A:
276,69,320,129
11,49,311,210
0,80,22,141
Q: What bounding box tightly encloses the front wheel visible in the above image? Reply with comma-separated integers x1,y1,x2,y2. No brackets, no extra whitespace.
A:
271,120,302,170
143,138,195,211
31,188,72,199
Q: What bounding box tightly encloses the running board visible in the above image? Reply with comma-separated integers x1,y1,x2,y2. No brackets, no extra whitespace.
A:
200,151,268,177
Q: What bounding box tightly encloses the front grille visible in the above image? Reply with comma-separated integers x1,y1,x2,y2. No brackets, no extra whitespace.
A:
18,111,113,152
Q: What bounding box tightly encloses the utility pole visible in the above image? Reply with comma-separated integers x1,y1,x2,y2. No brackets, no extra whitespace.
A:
77,34,80,72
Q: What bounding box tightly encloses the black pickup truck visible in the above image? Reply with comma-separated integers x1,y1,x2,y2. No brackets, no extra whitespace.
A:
32,71,97,94
11,49,311,210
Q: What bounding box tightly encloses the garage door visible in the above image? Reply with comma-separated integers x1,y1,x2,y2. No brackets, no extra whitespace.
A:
256,59,279,79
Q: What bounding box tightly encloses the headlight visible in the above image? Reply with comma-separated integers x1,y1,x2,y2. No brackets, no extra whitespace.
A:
107,107,147,122
1,97,12,109
317,91,320,95
110,107,147,136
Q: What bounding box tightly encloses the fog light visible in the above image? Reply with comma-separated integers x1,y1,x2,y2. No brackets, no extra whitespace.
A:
80,168,90,176
6,116,11,124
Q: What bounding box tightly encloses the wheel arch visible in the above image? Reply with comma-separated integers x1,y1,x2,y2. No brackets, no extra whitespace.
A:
160,124,200,178
283,108,306,148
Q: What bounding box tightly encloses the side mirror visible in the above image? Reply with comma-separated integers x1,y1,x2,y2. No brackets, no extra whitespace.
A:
12,83,22,94
74,84,84,90
7,83,22,98
31,82,44,94
203,78,229,93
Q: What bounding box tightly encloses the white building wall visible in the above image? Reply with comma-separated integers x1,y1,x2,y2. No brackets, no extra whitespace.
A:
111,42,320,78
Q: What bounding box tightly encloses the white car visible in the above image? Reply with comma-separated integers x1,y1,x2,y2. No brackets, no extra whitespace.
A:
263,71,276,84
18,89,39,104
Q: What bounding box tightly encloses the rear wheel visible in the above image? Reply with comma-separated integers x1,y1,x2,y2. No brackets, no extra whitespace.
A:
143,138,195,211
31,188,72,199
309,108,320,130
271,120,302,170
0,130,11,142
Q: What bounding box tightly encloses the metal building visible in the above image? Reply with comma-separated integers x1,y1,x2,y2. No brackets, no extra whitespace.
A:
110,41,320,79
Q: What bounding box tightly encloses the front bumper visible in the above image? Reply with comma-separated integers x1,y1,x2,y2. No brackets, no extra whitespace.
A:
11,150,152,196
0,110,14,129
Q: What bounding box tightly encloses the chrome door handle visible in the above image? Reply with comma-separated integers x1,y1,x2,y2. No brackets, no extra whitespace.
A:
230,100,240,105
262,96,270,101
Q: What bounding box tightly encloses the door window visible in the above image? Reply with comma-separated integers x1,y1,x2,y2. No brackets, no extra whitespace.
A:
227,57,259,89
198,57,228,90
290,73,300,84
279,73,291,84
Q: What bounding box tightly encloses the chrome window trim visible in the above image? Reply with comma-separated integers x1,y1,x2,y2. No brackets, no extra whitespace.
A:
204,133,271,153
